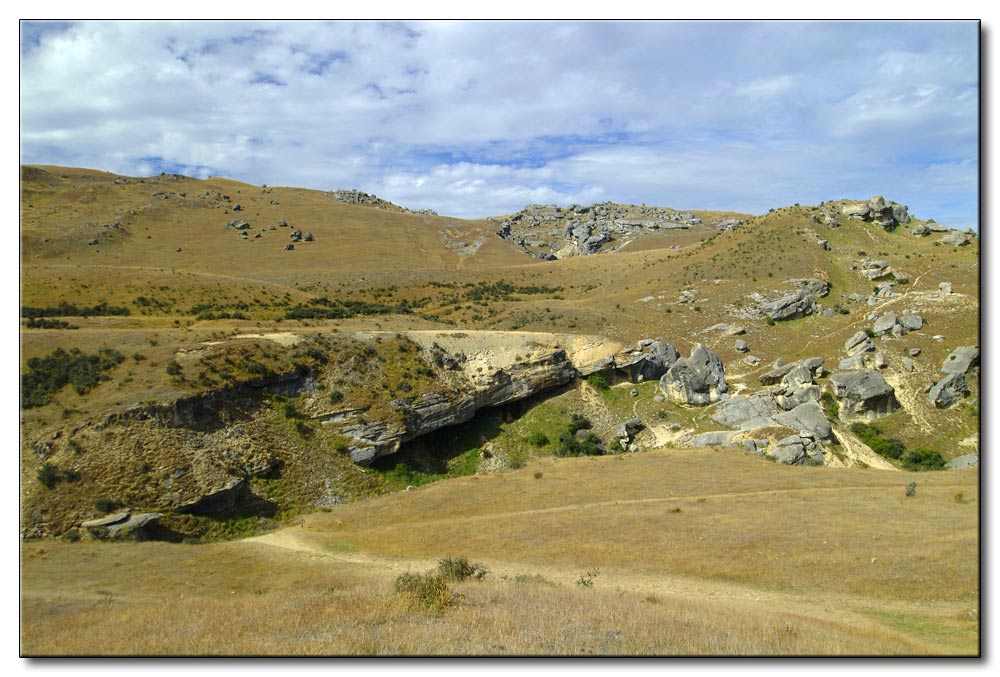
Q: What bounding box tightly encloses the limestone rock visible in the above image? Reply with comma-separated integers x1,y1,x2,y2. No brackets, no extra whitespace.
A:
828,370,899,419
659,344,727,405
844,330,875,357
81,511,164,540
176,476,244,514
928,372,968,408
940,231,971,246
941,346,980,375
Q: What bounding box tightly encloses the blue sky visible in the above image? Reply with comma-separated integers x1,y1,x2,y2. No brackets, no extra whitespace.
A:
19,20,980,228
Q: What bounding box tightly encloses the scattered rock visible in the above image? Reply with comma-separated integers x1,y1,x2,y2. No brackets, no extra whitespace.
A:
902,357,915,373
176,477,245,514
303,232,314,242
928,372,968,408
872,312,899,336
734,339,749,353
284,244,295,251
900,314,923,331
939,282,953,294
844,330,876,356
941,346,980,375
940,231,971,247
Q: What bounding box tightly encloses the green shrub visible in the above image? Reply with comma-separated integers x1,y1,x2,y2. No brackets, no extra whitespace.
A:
525,431,549,447
394,571,452,610
94,498,121,513
437,556,489,582
165,360,183,376
850,422,904,459
21,347,125,408
902,448,946,472
329,390,344,404
37,463,59,489
820,391,839,421
586,373,610,390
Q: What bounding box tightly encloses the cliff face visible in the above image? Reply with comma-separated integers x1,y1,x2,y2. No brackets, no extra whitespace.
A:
327,347,578,465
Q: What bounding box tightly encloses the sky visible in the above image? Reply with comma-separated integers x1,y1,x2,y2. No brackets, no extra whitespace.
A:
19,20,980,228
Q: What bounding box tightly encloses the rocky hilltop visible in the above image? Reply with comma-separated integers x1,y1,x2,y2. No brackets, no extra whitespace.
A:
493,201,743,259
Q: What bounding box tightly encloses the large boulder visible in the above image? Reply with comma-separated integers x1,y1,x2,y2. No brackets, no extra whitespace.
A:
659,344,727,405
757,279,830,321
81,511,165,540
940,231,971,247
616,340,680,383
773,400,832,440
928,372,968,409
946,453,979,470
941,346,980,375
769,433,824,466
828,370,899,419
872,312,899,337
711,393,781,430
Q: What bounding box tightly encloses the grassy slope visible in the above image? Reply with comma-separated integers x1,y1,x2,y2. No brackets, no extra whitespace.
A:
21,448,979,655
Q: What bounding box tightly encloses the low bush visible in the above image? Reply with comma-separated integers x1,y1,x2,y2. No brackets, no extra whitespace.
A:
586,373,610,390
901,448,946,471
525,431,549,447
850,423,904,460
394,571,452,611
437,556,489,582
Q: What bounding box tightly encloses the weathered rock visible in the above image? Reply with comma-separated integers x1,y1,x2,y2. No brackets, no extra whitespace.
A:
838,356,866,371
756,279,829,321
844,330,876,356
818,239,830,251
828,370,899,419
946,453,979,470
290,229,302,241
912,224,930,236
711,393,781,430
939,282,953,294
940,231,971,246
900,314,923,331
734,339,749,353
284,243,294,251
690,430,738,447
908,348,921,357
303,232,314,242
615,340,680,383
81,511,164,540
872,313,898,337
615,418,643,445
902,357,915,372
872,352,887,369
759,363,797,385
941,346,980,375
176,477,245,514
775,400,831,439
858,259,891,280
928,372,968,408
659,344,727,405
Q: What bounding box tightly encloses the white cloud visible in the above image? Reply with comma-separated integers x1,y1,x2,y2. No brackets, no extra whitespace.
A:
20,20,979,228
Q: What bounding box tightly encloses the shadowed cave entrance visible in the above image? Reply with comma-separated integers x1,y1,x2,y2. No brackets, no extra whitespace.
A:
369,384,574,486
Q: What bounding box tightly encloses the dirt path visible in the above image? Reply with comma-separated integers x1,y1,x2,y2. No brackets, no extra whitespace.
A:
242,525,963,654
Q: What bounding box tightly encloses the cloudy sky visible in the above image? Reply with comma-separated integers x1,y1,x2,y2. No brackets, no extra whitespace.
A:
20,20,980,227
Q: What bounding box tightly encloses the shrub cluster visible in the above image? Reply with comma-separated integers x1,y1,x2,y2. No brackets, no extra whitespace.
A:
586,373,610,390
22,302,130,318
22,347,125,408
555,414,605,457
851,422,946,471
394,556,489,611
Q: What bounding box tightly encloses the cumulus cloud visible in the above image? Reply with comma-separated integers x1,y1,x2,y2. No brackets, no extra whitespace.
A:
20,20,979,227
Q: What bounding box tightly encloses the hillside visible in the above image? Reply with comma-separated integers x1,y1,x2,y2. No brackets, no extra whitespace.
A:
19,166,980,655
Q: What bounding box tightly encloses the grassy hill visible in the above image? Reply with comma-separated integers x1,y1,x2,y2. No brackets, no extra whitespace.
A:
19,166,980,655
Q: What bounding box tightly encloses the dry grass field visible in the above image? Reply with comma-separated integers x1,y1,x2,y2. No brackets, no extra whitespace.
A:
21,448,978,656
19,166,980,657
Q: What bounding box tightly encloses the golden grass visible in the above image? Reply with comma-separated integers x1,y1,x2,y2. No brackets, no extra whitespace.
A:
21,448,979,656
